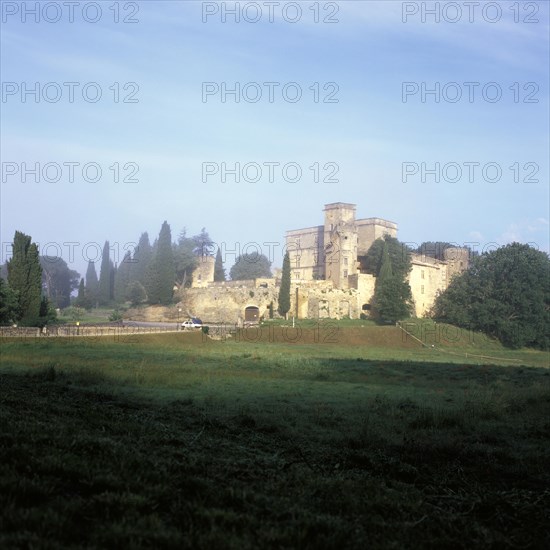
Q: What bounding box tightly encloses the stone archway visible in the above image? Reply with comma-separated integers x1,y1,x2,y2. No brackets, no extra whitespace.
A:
244,305,260,323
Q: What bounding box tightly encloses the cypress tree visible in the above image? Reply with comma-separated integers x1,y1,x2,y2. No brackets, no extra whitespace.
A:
98,241,112,306
373,240,413,322
278,252,291,318
146,222,175,305
85,260,99,307
7,231,42,325
131,232,153,285
114,251,133,302
0,277,20,324
214,248,226,282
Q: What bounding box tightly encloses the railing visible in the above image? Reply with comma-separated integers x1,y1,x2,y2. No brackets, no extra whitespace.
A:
0,325,182,339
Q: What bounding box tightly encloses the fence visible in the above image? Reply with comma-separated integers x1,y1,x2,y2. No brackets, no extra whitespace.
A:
0,325,182,339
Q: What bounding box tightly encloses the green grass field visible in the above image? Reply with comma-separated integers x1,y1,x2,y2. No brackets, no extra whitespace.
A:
1,326,549,548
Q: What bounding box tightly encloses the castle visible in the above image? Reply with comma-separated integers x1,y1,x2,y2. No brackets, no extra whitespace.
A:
179,203,469,322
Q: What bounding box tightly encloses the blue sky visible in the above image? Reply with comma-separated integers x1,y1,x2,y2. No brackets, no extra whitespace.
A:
1,0,548,277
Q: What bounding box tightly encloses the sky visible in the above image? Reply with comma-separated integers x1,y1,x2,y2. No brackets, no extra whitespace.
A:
1,0,549,278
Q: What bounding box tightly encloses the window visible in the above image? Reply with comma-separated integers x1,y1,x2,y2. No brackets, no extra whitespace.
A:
343,270,348,278
421,270,425,279
421,285,424,294
295,257,300,268
344,257,348,266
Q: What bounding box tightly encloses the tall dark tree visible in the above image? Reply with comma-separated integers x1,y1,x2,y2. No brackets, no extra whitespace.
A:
0,277,20,325
74,277,93,310
146,221,175,305
126,280,147,306
98,241,112,306
85,260,99,307
278,252,291,318
110,261,116,301
40,256,80,309
432,243,550,349
361,235,412,280
6,231,42,324
114,251,133,303
214,248,226,282
131,232,153,286
372,240,413,322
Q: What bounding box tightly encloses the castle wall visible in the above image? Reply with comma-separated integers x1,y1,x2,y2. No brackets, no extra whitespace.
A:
187,204,470,322
286,226,324,280
191,255,215,288
409,258,447,317
356,218,398,255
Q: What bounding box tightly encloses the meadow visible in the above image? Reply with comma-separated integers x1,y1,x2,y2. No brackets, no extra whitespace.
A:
1,324,549,548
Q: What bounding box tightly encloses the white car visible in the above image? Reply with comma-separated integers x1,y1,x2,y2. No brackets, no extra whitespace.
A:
181,318,203,329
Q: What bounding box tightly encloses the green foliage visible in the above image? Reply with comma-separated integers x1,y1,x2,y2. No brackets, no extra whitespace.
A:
433,243,550,349
63,306,86,321
109,309,123,322
126,281,147,306
98,241,113,306
131,233,153,286
6,231,43,324
74,278,93,310
0,339,548,549
40,256,80,309
369,237,413,322
114,251,133,303
278,252,291,318
230,253,272,281
0,277,20,325
214,248,226,282
362,234,412,279
146,221,175,305
34,296,57,328
85,260,99,307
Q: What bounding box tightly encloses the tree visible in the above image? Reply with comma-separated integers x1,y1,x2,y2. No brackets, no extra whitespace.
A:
40,256,80,309
85,260,99,307
278,252,291,318
432,243,550,349
372,242,413,322
114,251,133,303
192,227,214,257
98,241,112,306
364,236,413,322
37,296,56,328
174,229,197,288
6,231,43,325
362,235,412,280
126,281,147,306
74,277,93,310
0,277,20,325
214,248,226,282
146,221,175,305
230,253,272,281
131,232,153,286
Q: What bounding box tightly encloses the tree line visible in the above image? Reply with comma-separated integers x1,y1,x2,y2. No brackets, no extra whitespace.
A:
1,227,547,350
